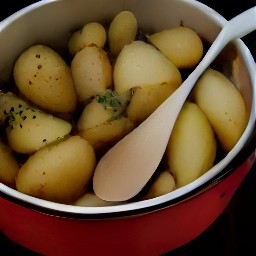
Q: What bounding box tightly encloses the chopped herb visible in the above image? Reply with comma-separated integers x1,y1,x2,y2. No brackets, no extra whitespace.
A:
94,89,131,120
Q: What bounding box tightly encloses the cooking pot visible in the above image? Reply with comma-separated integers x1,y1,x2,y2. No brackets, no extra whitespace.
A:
0,0,255,255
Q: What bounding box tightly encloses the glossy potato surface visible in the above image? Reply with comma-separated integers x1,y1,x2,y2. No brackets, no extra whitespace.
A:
13,44,77,113
166,102,217,188
113,40,182,94
148,26,203,68
16,136,96,203
71,46,112,101
192,69,249,152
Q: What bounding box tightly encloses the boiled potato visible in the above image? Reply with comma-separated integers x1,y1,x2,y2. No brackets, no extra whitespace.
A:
13,44,77,113
0,139,20,188
192,69,249,152
80,117,134,150
78,89,134,150
166,102,217,188
113,40,182,94
68,22,107,56
127,83,179,124
74,192,120,207
71,46,112,101
108,11,138,56
142,170,176,200
148,26,203,68
77,89,131,130
16,135,96,204
3,93,72,154
78,99,113,131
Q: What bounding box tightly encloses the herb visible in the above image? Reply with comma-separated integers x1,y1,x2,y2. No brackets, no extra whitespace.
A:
95,89,131,120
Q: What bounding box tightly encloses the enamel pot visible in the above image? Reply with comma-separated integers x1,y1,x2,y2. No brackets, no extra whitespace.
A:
0,0,255,255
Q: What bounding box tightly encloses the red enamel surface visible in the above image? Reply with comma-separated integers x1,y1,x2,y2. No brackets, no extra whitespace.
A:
0,155,254,255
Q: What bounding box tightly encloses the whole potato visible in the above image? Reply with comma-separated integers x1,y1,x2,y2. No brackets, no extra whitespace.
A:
78,89,134,150
68,22,107,56
71,46,112,101
166,102,217,188
13,44,77,113
142,171,176,200
113,40,182,94
4,93,72,154
0,139,20,188
16,136,96,204
148,26,203,68
192,68,249,152
108,11,138,56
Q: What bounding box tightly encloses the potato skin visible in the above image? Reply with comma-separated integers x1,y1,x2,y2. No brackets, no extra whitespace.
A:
71,46,112,101
13,44,77,113
0,139,20,188
108,11,138,56
16,136,96,203
113,40,182,94
127,83,179,125
192,69,249,152
68,22,107,56
142,171,176,200
6,104,72,154
74,192,120,207
166,102,217,188
80,117,135,151
148,26,203,68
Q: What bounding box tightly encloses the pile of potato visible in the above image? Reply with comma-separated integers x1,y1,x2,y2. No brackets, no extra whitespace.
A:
0,11,248,206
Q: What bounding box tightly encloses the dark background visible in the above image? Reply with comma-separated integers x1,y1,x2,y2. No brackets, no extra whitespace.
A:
0,1,255,255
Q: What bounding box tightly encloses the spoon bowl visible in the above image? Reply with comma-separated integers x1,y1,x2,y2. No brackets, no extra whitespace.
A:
93,6,256,201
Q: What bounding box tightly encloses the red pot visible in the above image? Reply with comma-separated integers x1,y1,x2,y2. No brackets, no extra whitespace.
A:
0,0,255,255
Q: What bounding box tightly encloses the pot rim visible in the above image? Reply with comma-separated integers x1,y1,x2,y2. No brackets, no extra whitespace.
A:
0,0,255,218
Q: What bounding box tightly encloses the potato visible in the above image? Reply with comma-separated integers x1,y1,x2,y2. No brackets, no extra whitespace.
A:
113,40,182,94
74,192,120,207
127,83,179,125
108,11,138,56
148,26,203,68
71,46,112,101
80,117,134,150
13,44,77,113
166,102,217,188
192,69,249,152
68,22,107,56
78,99,113,131
142,170,176,200
78,89,134,150
77,89,131,130
16,135,96,204
3,93,72,154
0,139,20,188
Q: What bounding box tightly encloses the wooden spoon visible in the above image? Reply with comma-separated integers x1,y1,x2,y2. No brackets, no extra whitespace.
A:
93,6,256,201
